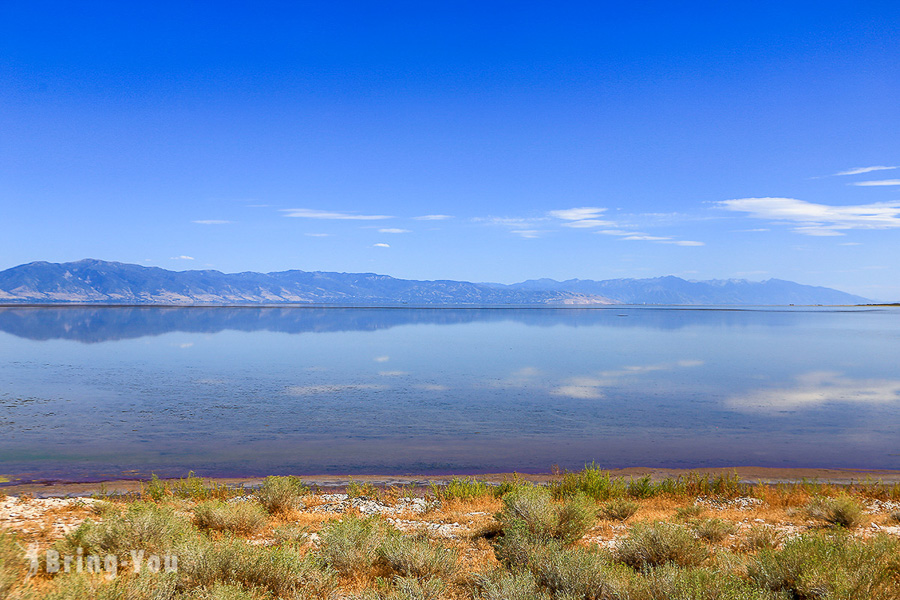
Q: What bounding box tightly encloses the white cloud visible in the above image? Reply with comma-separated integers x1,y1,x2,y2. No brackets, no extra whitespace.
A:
834,166,897,176
379,370,409,376
840,242,862,246
282,208,392,220
413,214,453,220
663,240,705,246
552,385,605,399
597,229,641,236
548,207,607,221
717,197,900,236
304,233,330,237
623,235,671,241
170,255,195,260
511,230,541,238
850,179,900,187
551,360,703,399
726,372,900,412
373,243,390,248
374,356,390,362
379,228,411,233
193,220,231,225
561,219,615,228
475,216,546,227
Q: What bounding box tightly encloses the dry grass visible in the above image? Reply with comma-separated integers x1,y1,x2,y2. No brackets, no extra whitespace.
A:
3,470,900,599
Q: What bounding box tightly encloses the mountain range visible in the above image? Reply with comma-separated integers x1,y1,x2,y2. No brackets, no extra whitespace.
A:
0,259,870,305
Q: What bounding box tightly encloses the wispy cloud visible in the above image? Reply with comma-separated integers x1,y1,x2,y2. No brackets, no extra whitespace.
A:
511,230,541,238
726,372,900,413
597,229,640,236
850,179,900,187
475,216,546,227
596,231,703,246
413,214,453,221
663,240,704,246
193,220,231,225
170,255,195,260
548,207,615,228
834,166,897,176
378,228,411,233
548,207,607,221
551,360,703,399
718,197,900,236
373,243,390,248
304,233,330,237
282,208,392,220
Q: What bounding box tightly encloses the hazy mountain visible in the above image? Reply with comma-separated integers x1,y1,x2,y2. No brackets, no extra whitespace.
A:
0,259,611,305
504,275,870,305
0,259,870,306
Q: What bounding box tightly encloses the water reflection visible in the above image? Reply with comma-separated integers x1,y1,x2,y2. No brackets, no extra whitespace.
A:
0,305,863,343
1,305,899,479
726,372,900,412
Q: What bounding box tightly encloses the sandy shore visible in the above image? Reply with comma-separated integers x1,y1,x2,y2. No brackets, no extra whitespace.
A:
4,466,900,498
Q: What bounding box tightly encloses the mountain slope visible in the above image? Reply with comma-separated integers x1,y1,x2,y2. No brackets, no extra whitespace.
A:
0,259,611,305
0,259,870,305
506,275,869,305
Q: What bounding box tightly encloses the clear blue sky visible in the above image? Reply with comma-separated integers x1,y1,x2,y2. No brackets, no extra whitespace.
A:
2,1,898,299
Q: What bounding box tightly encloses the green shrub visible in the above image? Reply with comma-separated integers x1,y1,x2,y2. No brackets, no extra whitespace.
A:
674,505,706,521
255,476,309,515
627,475,656,499
526,544,630,599
616,521,707,570
193,500,268,535
497,486,595,545
176,534,334,596
182,582,266,599
748,532,900,600
552,463,626,501
319,515,396,576
804,495,865,528
740,525,782,552
889,509,900,524
688,518,737,543
368,576,446,600
474,569,549,600
599,499,640,521
272,523,309,546
348,479,379,499
172,471,234,501
143,474,169,501
678,472,746,499
377,533,457,579
1,530,24,598
58,502,193,559
25,571,178,600
630,564,778,600
430,477,492,501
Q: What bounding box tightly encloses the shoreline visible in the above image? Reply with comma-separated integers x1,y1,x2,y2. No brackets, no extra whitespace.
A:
5,466,900,498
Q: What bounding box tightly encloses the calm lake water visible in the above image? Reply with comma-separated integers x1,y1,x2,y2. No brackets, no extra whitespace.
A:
1,305,899,481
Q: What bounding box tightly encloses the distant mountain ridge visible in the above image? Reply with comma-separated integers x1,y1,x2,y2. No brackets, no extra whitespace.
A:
0,259,870,305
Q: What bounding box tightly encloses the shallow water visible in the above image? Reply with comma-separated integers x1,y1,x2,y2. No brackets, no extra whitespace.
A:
1,305,898,481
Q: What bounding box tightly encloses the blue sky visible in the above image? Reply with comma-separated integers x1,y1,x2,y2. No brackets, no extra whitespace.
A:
1,1,899,299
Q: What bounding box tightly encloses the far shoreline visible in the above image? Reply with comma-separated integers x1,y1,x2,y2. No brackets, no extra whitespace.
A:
5,465,900,498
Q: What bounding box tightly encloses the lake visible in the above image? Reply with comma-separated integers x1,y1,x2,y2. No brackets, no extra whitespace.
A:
1,305,899,481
